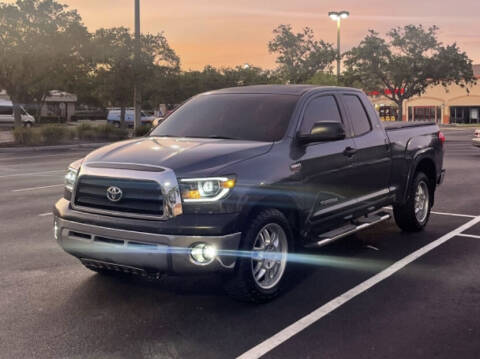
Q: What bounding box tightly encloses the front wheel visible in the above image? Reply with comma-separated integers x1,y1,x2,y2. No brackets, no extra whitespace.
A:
223,209,292,303
394,172,432,232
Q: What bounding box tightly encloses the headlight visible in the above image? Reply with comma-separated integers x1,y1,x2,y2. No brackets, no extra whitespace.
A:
65,167,78,192
180,176,236,202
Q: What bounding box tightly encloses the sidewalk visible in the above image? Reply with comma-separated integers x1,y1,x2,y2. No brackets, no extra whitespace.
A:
0,130,13,144
0,141,109,153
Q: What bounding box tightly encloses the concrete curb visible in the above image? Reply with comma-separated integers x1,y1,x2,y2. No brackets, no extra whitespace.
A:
0,142,110,153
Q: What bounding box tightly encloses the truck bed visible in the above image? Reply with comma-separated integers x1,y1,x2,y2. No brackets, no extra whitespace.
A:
383,121,436,131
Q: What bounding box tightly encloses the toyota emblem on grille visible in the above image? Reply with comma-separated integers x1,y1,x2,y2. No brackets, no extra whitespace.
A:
106,186,123,202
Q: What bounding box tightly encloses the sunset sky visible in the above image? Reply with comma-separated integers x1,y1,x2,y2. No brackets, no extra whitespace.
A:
33,0,480,70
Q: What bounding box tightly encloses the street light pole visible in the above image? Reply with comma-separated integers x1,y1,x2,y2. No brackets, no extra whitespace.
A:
133,0,141,132
336,17,341,79
328,11,349,80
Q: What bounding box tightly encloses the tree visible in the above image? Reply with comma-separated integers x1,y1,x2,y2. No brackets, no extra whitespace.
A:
92,27,179,127
306,71,338,86
268,24,336,84
0,0,92,127
344,25,475,121
152,65,280,105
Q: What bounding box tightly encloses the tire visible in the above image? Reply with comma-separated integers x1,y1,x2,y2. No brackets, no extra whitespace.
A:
223,209,293,303
113,121,120,128
23,122,32,128
393,172,432,232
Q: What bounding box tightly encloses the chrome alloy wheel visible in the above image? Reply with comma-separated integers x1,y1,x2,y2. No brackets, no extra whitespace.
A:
414,181,429,223
251,223,288,290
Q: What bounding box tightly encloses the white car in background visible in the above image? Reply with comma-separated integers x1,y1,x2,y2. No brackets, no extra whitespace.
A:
473,129,480,148
0,100,35,127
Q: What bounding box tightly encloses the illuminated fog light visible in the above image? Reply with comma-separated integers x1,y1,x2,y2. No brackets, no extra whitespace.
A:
190,243,217,265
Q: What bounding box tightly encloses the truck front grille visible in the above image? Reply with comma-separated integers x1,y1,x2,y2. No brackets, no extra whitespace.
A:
74,175,164,217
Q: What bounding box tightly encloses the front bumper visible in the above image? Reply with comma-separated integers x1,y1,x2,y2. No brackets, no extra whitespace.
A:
472,138,480,148
54,216,242,274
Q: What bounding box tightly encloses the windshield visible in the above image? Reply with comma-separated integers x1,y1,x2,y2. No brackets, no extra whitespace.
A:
150,93,298,142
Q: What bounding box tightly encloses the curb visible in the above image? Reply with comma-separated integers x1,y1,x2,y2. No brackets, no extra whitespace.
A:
0,142,110,153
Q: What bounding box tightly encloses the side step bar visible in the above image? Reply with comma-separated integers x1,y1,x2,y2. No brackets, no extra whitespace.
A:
305,212,391,249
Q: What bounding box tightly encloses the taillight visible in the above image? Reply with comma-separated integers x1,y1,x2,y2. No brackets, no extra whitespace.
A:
438,131,446,144
475,130,480,138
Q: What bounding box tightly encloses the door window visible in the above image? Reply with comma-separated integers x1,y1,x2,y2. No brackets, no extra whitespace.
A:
343,95,372,136
300,95,342,134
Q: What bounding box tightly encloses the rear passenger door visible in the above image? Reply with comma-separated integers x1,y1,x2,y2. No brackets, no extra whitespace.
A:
341,93,392,210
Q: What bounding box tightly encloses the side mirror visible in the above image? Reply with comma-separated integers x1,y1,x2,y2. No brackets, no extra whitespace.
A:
297,121,346,144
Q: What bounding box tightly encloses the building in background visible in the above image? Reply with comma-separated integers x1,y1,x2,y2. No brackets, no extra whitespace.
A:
369,64,480,124
40,90,77,122
0,90,77,122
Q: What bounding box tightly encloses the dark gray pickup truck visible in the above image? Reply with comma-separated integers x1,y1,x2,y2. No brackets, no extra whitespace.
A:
54,85,445,302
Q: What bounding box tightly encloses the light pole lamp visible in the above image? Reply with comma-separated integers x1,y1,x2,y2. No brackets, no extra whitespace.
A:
328,11,349,79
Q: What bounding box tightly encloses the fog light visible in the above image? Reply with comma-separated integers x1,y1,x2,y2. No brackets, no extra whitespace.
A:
190,243,217,265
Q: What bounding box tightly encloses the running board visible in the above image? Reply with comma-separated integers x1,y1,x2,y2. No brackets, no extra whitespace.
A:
305,212,391,249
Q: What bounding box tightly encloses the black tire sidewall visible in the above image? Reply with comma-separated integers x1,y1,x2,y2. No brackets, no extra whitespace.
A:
394,172,432,231
226,209,293,301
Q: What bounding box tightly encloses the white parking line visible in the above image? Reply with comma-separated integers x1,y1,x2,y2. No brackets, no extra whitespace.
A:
38,212,53,217
431,211,476,218
382,207,476,219
0,170,64,178
12,184,63,192
237,215,480,359
456,233,480,239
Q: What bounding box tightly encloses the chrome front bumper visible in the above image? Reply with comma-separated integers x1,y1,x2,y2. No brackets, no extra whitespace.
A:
55,217,241,274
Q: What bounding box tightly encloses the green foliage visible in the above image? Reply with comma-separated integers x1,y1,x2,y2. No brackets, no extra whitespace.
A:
134,124,152,137
306,72,338,86
92,27,180,120
268,25,336,84
13,125,75,145
152,65,281,105
344,25,476,119
0,0,93,127
13,127,40,146
76,123,128,141
41,125,72,145
95,124,129,141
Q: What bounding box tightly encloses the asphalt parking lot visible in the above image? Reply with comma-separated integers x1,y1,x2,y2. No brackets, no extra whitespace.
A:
0,128,479,359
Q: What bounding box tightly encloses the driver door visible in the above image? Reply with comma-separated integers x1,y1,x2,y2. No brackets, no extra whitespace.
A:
295,94,357,231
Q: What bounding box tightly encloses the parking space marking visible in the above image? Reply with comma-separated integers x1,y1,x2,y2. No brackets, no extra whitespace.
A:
12,184,63,192
383,207,476,219
456,233,480,239
38,212,53,217
431,211,476,218
237,215,480,359
0,170,64,178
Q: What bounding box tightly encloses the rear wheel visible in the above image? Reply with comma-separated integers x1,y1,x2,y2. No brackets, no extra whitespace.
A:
23,122,32,128
394,172,432,232
223,209,292,303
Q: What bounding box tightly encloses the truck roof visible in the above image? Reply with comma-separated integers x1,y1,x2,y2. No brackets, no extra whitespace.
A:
206,85,362,96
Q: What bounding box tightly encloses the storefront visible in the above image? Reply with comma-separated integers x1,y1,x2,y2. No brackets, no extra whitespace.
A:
368,64,480,124
408,106,442,122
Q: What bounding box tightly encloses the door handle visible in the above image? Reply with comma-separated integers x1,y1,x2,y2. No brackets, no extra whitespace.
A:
343,146,357,157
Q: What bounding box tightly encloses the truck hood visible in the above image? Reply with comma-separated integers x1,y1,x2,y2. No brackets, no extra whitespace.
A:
83,136,273,177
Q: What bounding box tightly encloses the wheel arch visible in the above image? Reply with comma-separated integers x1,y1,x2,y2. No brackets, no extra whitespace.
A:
403,156,437,206
238,194,303,242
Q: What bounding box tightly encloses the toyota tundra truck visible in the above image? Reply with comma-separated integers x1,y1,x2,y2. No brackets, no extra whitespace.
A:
54,85,445,302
